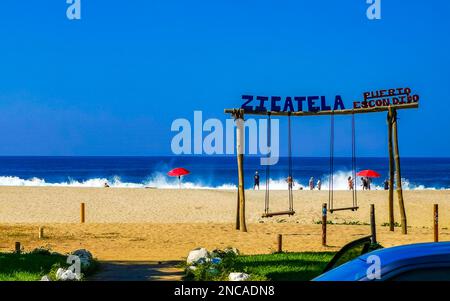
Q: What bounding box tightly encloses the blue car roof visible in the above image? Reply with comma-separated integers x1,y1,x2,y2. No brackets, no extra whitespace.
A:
358,242,450,266
314,242,450,281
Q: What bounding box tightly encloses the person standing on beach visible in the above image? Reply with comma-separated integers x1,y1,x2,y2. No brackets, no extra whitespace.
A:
348,176,354,190
367,177,372,190
309,177,314,190
286,175,294,190
254,171,260,190
384,179,389,190
317,179,321,190
361,177,368,190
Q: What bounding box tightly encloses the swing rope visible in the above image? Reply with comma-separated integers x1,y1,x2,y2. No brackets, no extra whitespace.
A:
264,113,271,215
288,113,293,211
328,111,358,212
328,112,335,211
351,112,358,207
263,113,295,217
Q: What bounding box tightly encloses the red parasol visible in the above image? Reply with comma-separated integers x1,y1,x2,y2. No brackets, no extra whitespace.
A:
167,167,190,188
356,170,381,178
167,167,190,177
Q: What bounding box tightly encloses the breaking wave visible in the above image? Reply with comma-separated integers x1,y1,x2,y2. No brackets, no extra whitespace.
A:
0,170,445,190
0,174,237,190
259,170,447,191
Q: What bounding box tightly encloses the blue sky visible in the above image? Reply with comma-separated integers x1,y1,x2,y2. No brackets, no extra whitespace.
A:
0,0,449,156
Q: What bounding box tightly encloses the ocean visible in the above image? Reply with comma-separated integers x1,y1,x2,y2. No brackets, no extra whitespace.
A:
0,156,448,190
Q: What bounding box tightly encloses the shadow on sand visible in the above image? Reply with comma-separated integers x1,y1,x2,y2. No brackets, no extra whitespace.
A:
88,261,183,281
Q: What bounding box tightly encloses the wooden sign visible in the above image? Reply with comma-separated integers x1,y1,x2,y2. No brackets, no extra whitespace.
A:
240,87,419,113
354,88,419,109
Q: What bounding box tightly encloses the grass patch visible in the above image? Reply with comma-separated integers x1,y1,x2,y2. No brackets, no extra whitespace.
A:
232,252,335,281
184,251,335,281
0,252,67,281
315,220,369,226
315,220,335,225
381,222,401,227
0,248,99,281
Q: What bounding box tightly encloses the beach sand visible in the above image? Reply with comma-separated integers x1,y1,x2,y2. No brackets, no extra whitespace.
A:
0,187,449,260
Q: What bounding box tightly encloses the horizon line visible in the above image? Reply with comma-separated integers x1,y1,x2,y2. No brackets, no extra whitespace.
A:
0,155,448,159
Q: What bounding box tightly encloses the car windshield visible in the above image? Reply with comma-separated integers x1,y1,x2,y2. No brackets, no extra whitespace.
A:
314,258,369,281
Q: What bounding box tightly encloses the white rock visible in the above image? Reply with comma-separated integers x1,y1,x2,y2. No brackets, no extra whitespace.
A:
71,249,93,269
187,248,210,265
188,266,197,271
56,268,65,280
41,275,51,281
229,272,250,281
61,270,79,281
55,268,81,281
61,270,76,281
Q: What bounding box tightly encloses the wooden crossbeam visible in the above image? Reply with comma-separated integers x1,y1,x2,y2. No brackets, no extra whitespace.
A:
225,103,418,117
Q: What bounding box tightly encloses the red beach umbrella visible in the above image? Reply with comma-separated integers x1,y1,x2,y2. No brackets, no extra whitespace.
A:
167,167,190,177
356,170,381,178
167,167,190,188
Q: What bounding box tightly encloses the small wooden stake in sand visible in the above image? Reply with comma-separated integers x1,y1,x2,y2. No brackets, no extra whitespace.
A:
434,204,439,242
39,227,44,239
370,204,377,244
277,234,283,253
81,203,85,223
15,242,21,254
322,203,327,246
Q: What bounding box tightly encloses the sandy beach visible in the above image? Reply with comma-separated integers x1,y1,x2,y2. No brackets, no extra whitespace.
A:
1,187,449,260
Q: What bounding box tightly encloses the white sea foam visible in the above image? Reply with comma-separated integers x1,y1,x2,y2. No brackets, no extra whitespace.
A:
0,170,445,190
141,173,237,190
0,174,237,190
262,170,446,191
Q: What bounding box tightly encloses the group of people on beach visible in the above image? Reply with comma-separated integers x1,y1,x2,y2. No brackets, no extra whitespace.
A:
347,176,390,190
254,171,390,191
308,177,321,190
253,171,321,190
347,176,373,190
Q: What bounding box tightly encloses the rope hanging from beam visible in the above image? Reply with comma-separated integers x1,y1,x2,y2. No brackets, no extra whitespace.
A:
328,112,335,211
264,113,271,215
288,113,293,212
328,111,359,213
263,113,295,218
352,112,358,208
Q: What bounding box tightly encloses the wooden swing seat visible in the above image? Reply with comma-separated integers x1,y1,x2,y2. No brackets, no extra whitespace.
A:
262,210,295,218
329,206,359,213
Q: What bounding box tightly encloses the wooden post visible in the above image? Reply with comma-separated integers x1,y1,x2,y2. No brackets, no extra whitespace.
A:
235,189,240,230
322,203,327,246
387,109,395,232
392,109,407,234
370,204,377,244
434,204,439,242
39,227,44,239
277,234,283,253
15,242,21,254
235,110,247,232
80,202,85,223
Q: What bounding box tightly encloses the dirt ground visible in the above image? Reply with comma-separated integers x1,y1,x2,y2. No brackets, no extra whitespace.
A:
0,223,445,260
0,187,448,260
